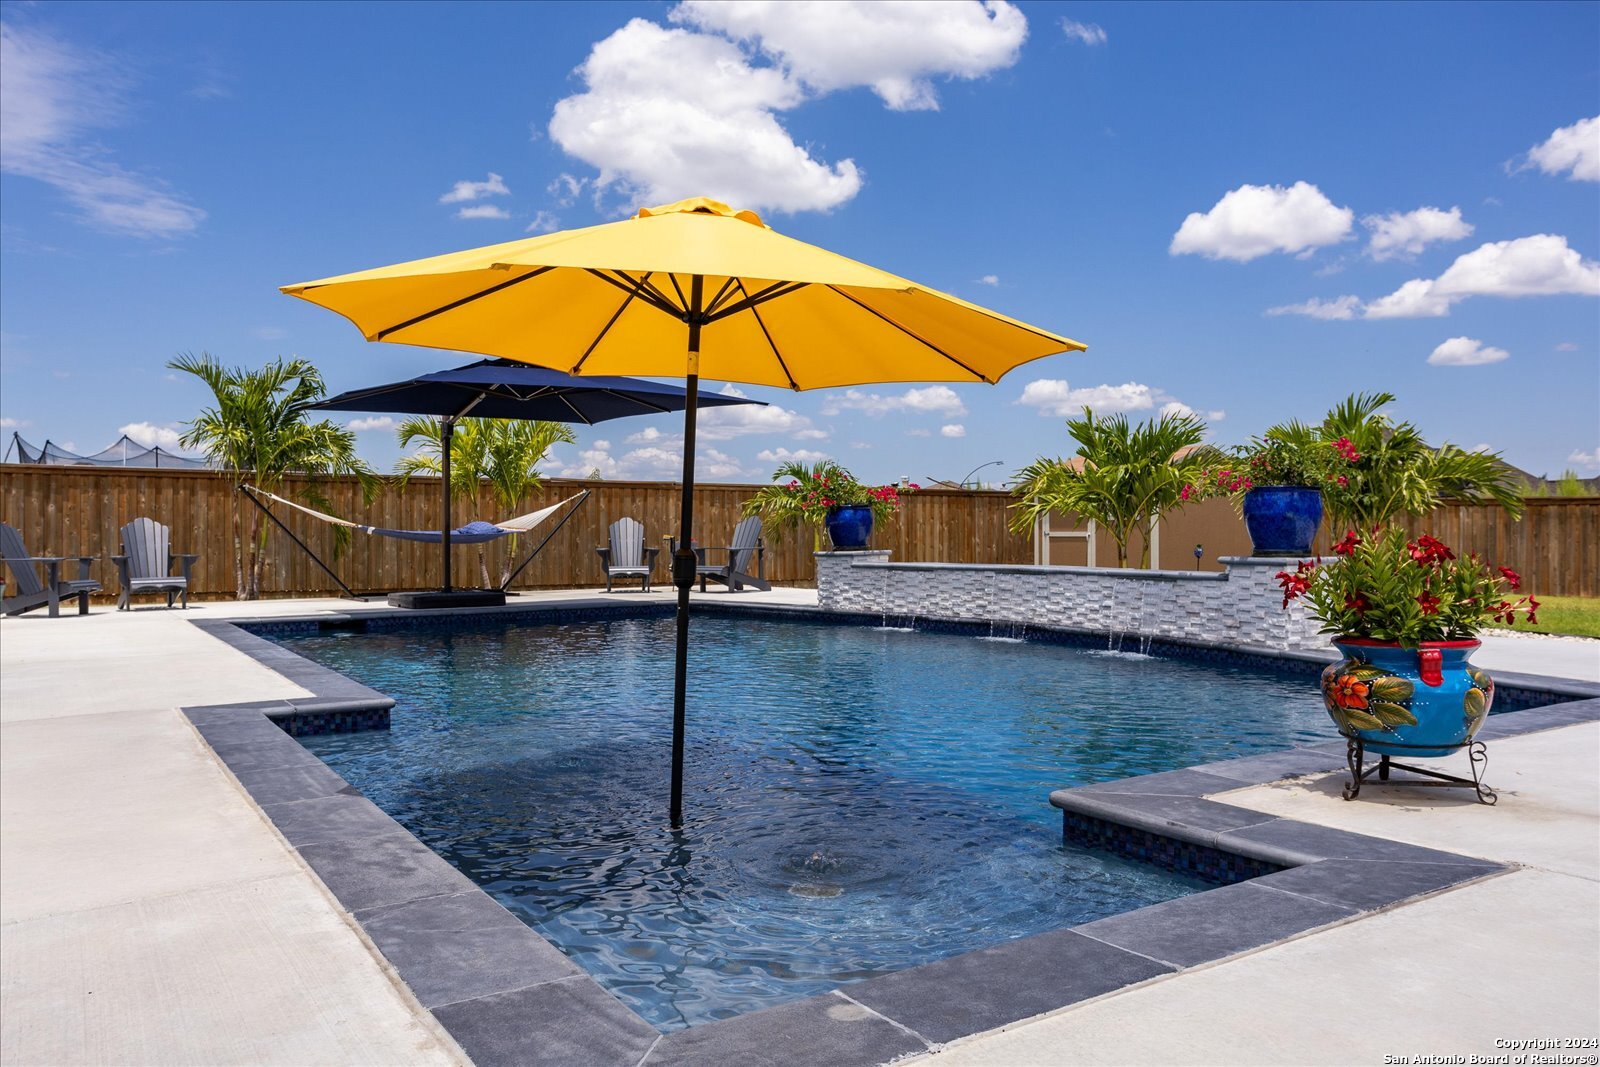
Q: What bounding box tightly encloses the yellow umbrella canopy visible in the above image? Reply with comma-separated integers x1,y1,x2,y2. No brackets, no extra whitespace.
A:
283,195,1085,828
282,197,1084,390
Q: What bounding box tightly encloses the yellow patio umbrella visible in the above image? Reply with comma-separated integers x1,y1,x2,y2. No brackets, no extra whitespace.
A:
282,196,1086,826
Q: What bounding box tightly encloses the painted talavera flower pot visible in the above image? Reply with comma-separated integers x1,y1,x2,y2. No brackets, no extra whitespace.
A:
1242,485,1323,556
1322,638,1492,757
824,505,874,550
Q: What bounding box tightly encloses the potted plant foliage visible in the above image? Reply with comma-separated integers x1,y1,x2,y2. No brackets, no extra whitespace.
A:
1223,426,1355,556
1277,526,1537,761
743,459,916,551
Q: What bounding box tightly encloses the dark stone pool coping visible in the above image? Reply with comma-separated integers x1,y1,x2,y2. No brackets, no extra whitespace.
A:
182,604,1600,1066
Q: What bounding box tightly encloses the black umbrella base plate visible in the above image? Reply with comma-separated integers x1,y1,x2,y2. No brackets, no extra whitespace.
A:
386,589,507,609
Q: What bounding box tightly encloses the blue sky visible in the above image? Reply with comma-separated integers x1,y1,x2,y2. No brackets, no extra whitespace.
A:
3,1,1597,486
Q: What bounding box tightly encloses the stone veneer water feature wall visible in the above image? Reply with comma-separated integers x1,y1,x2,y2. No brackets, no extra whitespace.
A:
814,551,1330,654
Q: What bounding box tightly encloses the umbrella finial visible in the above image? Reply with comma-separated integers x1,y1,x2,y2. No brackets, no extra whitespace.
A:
635,197,767,229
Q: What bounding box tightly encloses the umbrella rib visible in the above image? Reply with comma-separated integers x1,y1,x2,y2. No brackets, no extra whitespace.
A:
373,266,553,341
704,277,740,317
823,285,991,383
599,388,675,414
665,274,692,318
571,273,652,374
555,392,597,425
585,270,681,319
706,281,810,323
734,279,800,391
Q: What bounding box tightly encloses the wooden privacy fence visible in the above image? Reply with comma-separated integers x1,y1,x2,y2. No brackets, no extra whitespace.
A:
1,464,1594,599
0,465,1026,600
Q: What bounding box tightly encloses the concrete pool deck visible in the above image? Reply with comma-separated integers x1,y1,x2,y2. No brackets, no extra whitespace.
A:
2,589,1596,1065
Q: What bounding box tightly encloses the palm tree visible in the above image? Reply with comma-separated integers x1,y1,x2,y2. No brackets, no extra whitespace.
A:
170,353,379,599
395,416,576,587
1009,409,1221,568
1318,392,1525,533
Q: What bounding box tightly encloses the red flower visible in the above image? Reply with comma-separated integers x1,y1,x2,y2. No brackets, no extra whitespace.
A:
1343,593,1369,613
1274,560,1316,608
1333,530,1362,556
1336,475,1348,487
1416,592,1441,615
1331,436,1361,462
1526,595,1540,625
1180,484,1192,502
1498,566,1521,591
1407,535,1455,567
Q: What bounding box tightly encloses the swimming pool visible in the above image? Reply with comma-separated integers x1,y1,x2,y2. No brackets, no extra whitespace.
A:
283,613,1331,1030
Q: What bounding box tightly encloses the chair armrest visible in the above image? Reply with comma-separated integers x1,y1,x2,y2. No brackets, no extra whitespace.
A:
596,547,612,570
642,546,661,561
73,555,97,581
172,553,199,581
2,555,67,565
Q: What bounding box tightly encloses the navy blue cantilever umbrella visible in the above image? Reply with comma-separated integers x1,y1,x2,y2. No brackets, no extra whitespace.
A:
310,358,762,595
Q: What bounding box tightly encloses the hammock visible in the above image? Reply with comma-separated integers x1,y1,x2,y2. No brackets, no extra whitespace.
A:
243,486,584,544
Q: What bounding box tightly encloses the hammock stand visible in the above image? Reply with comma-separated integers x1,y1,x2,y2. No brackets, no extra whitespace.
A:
239,484,591,601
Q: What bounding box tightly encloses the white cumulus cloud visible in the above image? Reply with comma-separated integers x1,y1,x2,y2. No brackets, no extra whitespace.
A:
347,416,397,432
526,210,560,234
1427,337,1509,367
1568,446,1600,471
1170,181,1352,262
455,204,510,220
0,23,205,237
756,446,830,464
674,0,1028,112
821,385,966,417
1018,380,1217,421
977,274,1000,286
1363,206,1473,261
1365,234,1600,319
555,438,746,480
1556,342,1579,352
1264,295,1361,320
940,424,966,438
548,2,1025,214
0,416,26,429
438,172,510,204
697,384,821,440
1523,116,1599,182
549,19,857,215
1060,18,1106,45
118,421,186,451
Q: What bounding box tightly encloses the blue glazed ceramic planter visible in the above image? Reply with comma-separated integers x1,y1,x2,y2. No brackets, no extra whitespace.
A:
1242,485,1323,556
825,505,874,550
1322,638,1492,757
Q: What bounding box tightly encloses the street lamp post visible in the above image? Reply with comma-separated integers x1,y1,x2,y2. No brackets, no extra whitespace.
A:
959,459,1006,489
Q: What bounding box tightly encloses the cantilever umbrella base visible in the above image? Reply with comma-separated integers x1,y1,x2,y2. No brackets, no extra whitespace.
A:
386,589,506,609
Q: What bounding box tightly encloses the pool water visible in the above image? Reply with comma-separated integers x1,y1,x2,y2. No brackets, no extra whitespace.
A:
284,615,1329,1030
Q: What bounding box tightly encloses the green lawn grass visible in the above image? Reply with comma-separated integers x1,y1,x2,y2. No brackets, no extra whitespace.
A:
1485,595,1600,639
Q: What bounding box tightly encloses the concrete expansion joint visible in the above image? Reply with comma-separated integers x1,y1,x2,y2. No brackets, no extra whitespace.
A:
832,989,937,1050
425,971,590,1015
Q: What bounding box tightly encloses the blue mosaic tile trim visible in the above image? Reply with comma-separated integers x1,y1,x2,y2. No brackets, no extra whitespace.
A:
1062,810,1286,885
268,706,391,737
238,602,671,640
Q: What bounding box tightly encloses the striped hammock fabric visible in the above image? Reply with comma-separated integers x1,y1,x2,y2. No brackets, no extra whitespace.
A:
245,486,583,545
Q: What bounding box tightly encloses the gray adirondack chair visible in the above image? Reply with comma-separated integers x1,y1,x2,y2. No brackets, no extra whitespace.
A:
113,517,198,610
1,522,101,617
689,515,770,592
596,517,659,592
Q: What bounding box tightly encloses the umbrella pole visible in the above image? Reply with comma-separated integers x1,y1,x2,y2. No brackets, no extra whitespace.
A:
670,275,705,829
441,417,454,593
